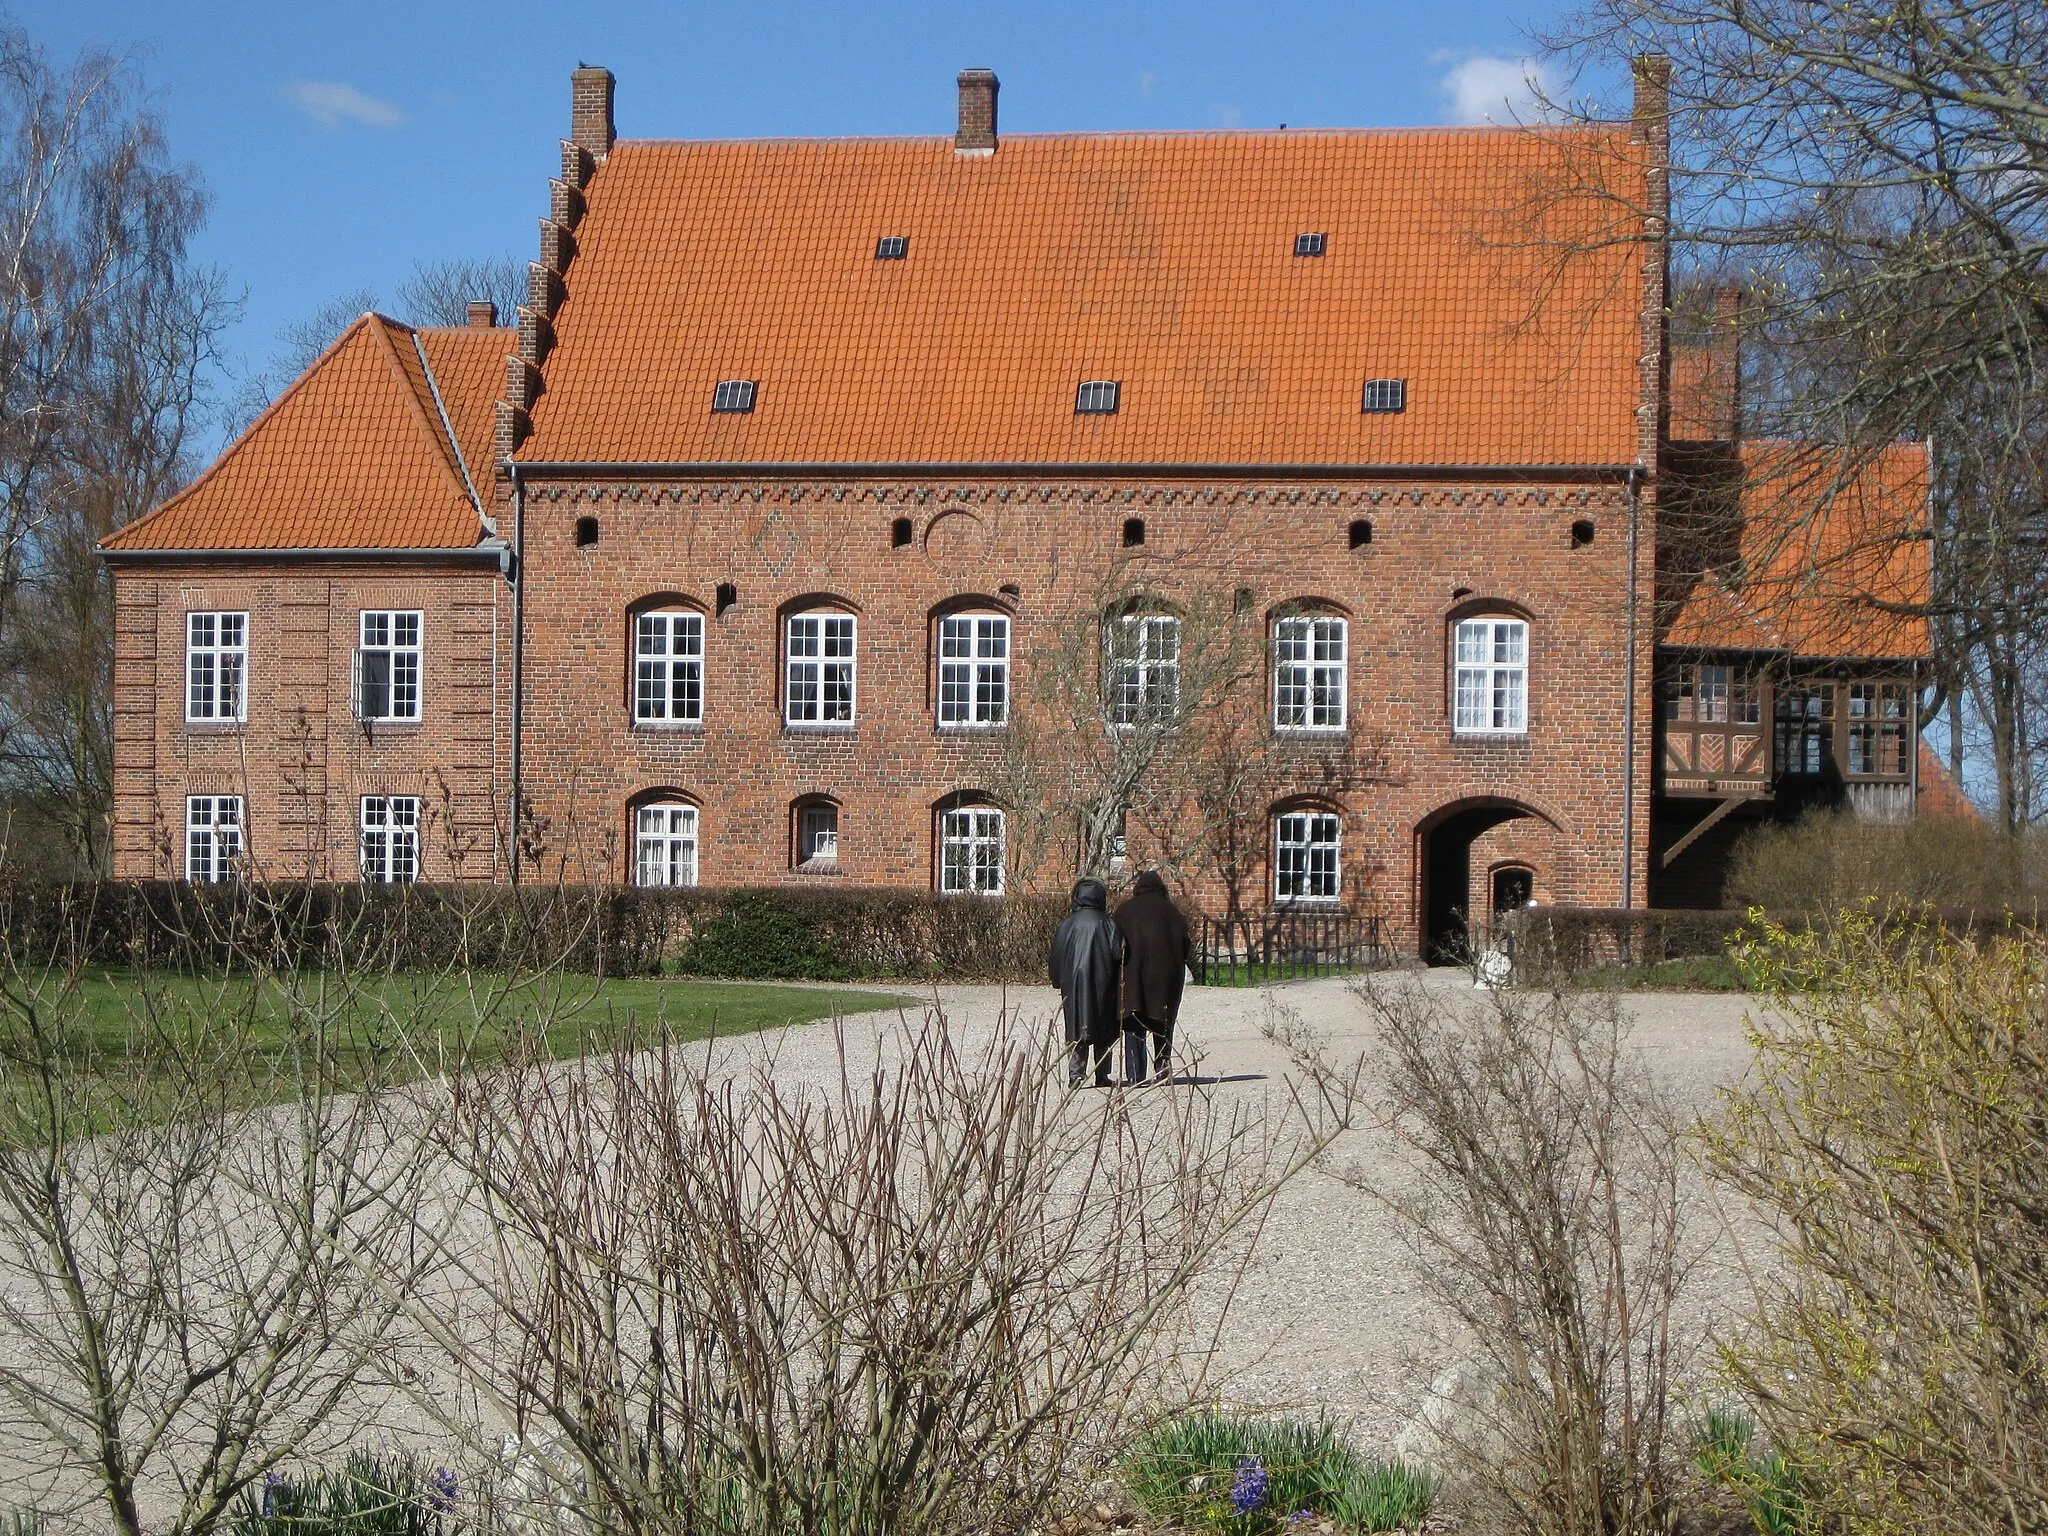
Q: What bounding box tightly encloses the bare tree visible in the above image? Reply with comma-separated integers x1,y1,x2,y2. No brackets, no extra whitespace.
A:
395,255,524,329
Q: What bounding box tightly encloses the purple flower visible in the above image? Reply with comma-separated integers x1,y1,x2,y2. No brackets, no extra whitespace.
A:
1230,1455,1270,1516
427,1466,459,1512
262,1472,293,1518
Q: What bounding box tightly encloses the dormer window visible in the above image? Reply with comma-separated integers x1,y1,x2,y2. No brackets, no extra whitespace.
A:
875,236,908,259
1361,378,1407,414
712,379,758,413
1294,232,1326,257
1075,380,1121,415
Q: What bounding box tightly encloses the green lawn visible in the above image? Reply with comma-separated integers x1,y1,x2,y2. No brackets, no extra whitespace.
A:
17,966,918,1083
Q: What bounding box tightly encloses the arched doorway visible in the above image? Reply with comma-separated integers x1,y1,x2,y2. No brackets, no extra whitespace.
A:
1415,798,1554,963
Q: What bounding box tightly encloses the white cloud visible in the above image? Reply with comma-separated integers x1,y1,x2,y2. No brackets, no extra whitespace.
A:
1137,70,1157,98
280,80,408,130
1438,54,1557,125
1213,103,1243,129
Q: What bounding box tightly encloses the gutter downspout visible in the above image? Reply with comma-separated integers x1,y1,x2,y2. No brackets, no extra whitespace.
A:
508,465,526,884
1623,463,1643,913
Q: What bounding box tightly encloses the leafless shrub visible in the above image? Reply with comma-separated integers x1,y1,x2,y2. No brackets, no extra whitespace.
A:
1286,981,1693,1536
1709,911,2048,1533
415,1007,1344,1536
1726,810,2038,914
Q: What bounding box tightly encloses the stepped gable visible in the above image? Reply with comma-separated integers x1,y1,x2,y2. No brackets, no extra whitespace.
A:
1661,439,1930,660
103,314,506,552
518,124,1650,468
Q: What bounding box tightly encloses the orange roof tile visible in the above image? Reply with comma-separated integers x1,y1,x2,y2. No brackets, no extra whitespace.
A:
104,314,504,552
1662,440,1930,660
522,126,1649,467
418,326,513,497
1916,741,1979,820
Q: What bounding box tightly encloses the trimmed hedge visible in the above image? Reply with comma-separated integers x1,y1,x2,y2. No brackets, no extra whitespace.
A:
0,882,1067,982
1500,903,2048,984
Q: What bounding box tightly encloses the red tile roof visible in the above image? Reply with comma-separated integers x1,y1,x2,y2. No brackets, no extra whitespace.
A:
1662,440,1930,660
521,126,1651,467
103,314,505,552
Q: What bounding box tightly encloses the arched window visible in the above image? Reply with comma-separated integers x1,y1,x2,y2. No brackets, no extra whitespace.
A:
634,799,699,887
794,797,840,869
786,608,857,726
936,611,1010,728
937,798,1005,895
1273,610,1348,731
633,606,705,724
1452,613,1529,735
1273,807,1341,904
1106,608,1180,728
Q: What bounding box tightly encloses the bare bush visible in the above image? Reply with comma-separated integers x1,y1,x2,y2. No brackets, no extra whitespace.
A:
1725,810,2033,913
1287,982,1693,1536
416,1008,1340,1536
1712,911,2048,1532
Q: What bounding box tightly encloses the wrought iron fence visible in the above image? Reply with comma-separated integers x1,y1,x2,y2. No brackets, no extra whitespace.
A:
1195,908,1387,984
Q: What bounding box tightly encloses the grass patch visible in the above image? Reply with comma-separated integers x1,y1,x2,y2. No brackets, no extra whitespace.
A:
1691,1408,1814,1536
1568,953,1752,991
9,965,913,1096
1123,1410,1434,1533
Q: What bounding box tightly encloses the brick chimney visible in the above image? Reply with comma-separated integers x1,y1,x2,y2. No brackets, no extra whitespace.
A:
571,65,616,160
467,299,498,328
956,69,998,155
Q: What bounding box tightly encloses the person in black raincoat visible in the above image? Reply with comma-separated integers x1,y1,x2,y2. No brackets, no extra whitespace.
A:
1114,870,1192,1084
1049,877,1126,1087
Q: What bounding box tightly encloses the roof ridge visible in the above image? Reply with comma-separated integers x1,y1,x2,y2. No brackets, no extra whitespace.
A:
613,121,1629,149
105,313,387,550
365,314,485,534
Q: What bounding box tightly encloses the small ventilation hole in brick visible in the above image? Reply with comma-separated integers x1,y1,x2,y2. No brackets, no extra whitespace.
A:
1122,518,1145,547
716,582,737,614
1349,519,1373,549
574,516,599,547
1571,519,1596,547
891,516,913,548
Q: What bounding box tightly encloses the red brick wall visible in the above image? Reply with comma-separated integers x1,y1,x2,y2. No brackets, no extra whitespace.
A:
110,561,507,881
512,474,1650,954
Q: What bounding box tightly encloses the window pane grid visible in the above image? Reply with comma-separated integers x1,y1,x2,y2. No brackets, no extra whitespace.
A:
938,615,1009,727
634,611,705,723
1274,812,1341,903
939,807,1005,895
185,611,247,722
360,795,420,884
357,610,422,722
1452,618,1528,734
786,614,856,724
635,804,699,887
1109,615,1181,727
1274,616,1347,730
185,795,243,883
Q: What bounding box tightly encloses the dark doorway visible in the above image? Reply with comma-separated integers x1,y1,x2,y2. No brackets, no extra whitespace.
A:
1419,803,1538,963
1492,865,1534,913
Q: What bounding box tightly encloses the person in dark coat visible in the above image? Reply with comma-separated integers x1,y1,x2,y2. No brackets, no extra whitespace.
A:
1049,877,1127,1087
1114,870,1192,1084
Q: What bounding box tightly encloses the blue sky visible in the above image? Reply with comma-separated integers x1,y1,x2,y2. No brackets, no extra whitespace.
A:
29,0,1593,404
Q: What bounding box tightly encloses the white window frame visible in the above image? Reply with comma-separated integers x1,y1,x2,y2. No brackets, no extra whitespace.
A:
634,609,705,725
798,802,840,867
1108,613,1181,728
1273,615,1348,731
355,610,422,723
785,612,856,726
1274,810,1341,904
185,611,247,723
635,802,699,887
1075,380,1121,415
1453,617,1529,736
937,613,1010,729
939,805,1005,895
359,795,420,884
185,795,243,883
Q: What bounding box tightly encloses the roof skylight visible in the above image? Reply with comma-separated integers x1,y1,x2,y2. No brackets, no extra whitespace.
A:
1361,378,1407,413
875,236,909,259
1295,232,1327,257
1075,380,1121,415
712,379,758,413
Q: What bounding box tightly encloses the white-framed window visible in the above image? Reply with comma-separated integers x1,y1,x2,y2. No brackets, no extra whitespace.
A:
634,609,705,724
1453,617,1529,735
360,795,420,884
635,802,699,887
937,613,1009,728
1108,613,1181,728
1273,615,1348,731
798,802,839,868
185,795,243,883
786,612,856,726
1274,810,1341,904
185,612,247,723
355,611,422,722
939,805,1005,895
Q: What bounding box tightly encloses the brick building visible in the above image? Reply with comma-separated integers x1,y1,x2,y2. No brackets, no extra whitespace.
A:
101,62,1941,956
